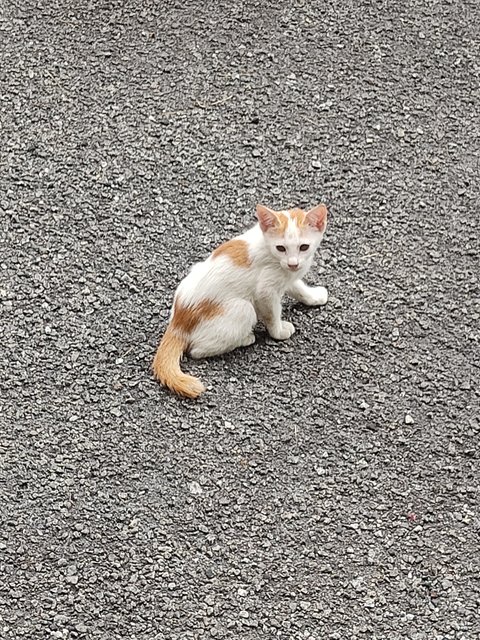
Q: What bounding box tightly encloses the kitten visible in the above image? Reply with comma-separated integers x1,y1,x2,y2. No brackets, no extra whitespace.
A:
152,203,328,398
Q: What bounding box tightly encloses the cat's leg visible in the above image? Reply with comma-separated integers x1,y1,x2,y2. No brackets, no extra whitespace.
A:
287,279,328,306
255,291,295,341
189,299,257,359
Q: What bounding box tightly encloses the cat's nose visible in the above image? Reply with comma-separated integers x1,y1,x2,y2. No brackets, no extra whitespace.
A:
288,263,299,271
288,257,299,270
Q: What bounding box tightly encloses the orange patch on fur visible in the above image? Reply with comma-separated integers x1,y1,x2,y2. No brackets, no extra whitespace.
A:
171,299,223,335
212,239,251,268
272,209,306,234
274,212,289,233
288,208,307,227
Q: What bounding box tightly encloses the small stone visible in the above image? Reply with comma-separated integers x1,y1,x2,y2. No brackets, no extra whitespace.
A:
405,414,414,424
188,481,203,495
239,610,249,618
237,588,248,597
54,614,68,625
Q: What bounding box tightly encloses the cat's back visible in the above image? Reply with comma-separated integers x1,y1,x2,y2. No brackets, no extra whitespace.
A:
176,229,261,304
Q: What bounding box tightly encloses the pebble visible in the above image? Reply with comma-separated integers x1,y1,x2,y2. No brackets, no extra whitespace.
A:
188,481,203,495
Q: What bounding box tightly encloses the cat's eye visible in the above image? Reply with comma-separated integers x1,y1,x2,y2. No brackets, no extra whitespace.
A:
276,245,286,252
299,244,310,251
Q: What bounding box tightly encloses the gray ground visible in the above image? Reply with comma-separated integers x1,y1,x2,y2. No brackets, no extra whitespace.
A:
1,1,479,639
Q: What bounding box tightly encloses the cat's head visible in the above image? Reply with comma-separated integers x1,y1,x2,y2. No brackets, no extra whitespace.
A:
256,203,328,272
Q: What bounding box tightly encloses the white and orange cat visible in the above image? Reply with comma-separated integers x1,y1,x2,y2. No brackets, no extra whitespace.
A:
152,203,328,398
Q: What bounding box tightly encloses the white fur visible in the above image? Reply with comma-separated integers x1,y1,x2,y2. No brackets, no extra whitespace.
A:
173,209,327,356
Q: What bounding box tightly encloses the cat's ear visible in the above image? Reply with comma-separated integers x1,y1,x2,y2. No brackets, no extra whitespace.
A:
256,204,278,232
305,204,328,232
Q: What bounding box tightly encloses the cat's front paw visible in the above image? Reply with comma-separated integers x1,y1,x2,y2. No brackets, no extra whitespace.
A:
270,321,295,341
305,286,328,306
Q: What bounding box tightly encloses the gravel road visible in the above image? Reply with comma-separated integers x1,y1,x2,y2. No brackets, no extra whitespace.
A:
1,1,479,639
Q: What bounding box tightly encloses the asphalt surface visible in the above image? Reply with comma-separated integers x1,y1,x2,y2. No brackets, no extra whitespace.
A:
1,1,479,639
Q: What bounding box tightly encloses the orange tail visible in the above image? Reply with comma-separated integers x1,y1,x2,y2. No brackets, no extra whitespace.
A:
152,327,205,399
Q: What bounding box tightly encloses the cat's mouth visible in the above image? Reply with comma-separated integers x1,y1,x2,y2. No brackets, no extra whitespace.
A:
288,265,300,272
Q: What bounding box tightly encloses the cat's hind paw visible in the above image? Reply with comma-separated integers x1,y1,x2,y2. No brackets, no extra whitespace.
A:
241,333,256,347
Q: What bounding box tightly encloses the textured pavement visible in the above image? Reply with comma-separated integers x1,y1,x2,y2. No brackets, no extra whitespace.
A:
1,1,479,639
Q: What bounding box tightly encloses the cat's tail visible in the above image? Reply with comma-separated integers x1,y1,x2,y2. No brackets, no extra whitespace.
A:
152,327,205,399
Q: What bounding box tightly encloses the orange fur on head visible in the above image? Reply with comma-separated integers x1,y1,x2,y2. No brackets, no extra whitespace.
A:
273,209,308,233
257,205,308,235
288,208,307,228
